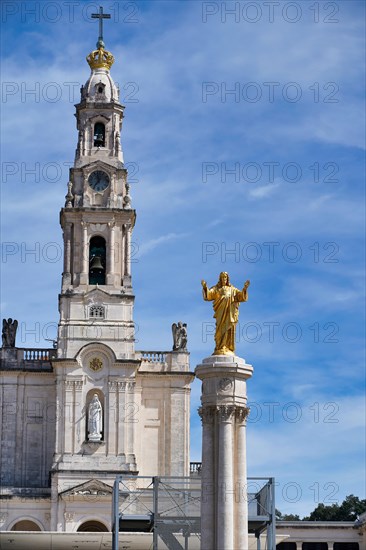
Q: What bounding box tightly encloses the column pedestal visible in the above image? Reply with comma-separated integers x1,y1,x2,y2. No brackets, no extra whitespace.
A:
195,354,253,550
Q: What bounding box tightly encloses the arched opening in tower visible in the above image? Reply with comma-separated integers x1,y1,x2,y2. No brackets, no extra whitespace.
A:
94,122,105,147
89,236,106,285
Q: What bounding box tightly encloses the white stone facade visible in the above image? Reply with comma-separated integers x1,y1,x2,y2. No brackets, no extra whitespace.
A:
0,38,194,534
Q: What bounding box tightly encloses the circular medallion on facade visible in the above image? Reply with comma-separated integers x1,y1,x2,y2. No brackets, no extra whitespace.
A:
218,378,233,392
89,357,103,372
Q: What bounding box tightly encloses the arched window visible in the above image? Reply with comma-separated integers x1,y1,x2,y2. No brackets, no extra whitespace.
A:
11,520,42,531
77,520,108,532
94,122,105,147
95,83,106,96
89,305,105,318
89,236,106,285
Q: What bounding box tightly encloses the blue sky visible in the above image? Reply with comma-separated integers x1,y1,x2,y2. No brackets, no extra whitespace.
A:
1,0,365,517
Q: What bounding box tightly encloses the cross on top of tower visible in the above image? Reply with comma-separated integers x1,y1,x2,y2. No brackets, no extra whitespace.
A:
91,6,111,49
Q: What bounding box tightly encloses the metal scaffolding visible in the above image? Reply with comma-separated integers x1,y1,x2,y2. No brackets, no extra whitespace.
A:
112,474,275,550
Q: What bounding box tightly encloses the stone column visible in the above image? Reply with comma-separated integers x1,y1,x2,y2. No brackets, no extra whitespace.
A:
217,405,235,550
236,406,250,549
108,381,118,456
74,380,83,451
198,407,215,550
125,381,137,470
80,221,88,285
118,382,126,457
123,223,132,284
195,355,253,550
53,379,63,460
64,380,74,453
62,222,72,286
107,220,115,285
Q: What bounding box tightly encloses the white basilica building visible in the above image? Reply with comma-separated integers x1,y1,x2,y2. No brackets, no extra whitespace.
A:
0,13,365,550
0,18,193,538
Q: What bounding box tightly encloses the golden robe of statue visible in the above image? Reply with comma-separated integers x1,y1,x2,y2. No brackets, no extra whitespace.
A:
201,272,250,355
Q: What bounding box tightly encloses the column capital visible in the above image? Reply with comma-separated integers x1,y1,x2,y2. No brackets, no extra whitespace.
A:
235,406,250,425
198,405,216,424
198,404,249,424
217,404,235,421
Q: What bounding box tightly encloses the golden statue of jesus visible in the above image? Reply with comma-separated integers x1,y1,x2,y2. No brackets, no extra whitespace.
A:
201,272,250,355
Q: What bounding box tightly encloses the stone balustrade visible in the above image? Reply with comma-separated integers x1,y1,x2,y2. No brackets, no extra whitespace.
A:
0,347,55,371
139,351,167,363
137,350,191,373
190,462,202,475
22,348,56,361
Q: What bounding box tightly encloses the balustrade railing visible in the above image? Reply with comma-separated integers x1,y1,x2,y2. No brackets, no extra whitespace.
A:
190,462,202,475
22,348,56,361
139,351,167,363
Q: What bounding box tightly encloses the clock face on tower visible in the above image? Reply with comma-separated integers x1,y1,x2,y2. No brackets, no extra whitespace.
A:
88,170,110,192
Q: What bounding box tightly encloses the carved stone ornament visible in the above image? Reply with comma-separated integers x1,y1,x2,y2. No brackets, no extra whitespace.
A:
218,377,233,393
60,479,113,498
109,380,126,390
198,406,216,424
89,357,103,372
218,405,236,421
64,512,74,522
89,223,107,232
235,406,250,424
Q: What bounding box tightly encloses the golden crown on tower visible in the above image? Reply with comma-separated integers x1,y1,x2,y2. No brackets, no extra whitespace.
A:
86,47,115,71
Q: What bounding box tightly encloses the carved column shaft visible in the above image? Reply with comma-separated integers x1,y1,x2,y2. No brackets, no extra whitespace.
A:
64,381,74,453
108,381,118,456
74,381,83,450
199,407,215,550
63,223,72,274
236,407,250,550
125,381,136,465
124,223,131,277
80,221,88,283
195,356,253,550
118,382,126,456
218,406,235,550
107,221,115,284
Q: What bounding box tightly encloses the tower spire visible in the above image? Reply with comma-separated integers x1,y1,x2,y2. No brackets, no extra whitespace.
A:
91,6,111,49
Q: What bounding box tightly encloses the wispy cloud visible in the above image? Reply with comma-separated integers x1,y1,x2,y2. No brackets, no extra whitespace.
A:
138,232,190,256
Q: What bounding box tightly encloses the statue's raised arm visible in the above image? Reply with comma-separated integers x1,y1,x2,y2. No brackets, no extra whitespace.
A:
202,272,250,356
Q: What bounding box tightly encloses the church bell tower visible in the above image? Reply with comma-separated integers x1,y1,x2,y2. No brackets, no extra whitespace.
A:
0,9,193,534
58,15,135,361
51,12,144,487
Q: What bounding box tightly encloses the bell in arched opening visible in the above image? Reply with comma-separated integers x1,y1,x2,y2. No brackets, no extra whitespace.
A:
93,122,105,147
89,236,106,285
